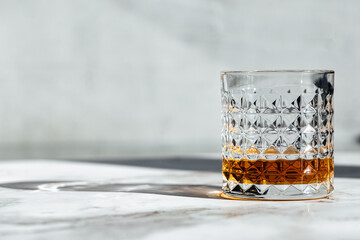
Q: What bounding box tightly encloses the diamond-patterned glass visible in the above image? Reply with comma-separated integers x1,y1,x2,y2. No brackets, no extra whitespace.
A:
221,70,334,200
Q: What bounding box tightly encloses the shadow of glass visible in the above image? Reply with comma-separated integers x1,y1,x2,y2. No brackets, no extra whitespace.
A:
2,158,358,200
0,181,223,199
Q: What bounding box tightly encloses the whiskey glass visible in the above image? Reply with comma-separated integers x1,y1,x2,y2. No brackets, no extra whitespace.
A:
221,70,334,200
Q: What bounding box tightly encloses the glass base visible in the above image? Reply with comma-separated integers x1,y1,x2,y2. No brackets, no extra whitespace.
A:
222,180,334,200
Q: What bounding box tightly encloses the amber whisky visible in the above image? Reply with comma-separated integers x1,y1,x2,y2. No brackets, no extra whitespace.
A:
223,157,334,185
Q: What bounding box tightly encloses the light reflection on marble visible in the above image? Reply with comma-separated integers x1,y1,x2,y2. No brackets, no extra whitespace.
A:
0,157,359,240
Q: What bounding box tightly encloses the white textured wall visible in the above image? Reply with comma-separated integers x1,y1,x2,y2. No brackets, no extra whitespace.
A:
0,0,359,156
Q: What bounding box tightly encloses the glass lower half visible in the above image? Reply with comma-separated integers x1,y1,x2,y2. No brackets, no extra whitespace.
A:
222,157,334,200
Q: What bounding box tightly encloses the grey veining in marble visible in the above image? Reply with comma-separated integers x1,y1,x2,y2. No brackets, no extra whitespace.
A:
0,153,360,239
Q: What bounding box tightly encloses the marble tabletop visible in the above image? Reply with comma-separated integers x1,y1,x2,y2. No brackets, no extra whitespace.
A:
0,152,360,240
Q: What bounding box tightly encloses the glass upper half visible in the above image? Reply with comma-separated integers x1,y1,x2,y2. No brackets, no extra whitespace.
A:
220,70,334,160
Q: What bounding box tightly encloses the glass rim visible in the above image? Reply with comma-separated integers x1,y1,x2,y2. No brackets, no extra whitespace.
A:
221,69,334,74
